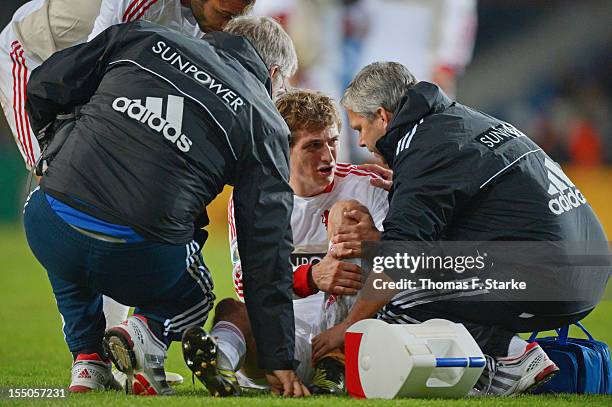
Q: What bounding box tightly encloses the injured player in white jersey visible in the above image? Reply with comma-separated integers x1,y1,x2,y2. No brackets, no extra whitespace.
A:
181,89,390,396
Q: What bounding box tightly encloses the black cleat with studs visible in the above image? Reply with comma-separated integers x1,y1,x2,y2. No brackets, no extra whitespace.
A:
309,356,346,395
181,326,241,397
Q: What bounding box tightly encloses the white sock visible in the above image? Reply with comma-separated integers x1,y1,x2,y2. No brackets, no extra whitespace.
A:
211,321,246,371
103,296,130,328
507,335,529,357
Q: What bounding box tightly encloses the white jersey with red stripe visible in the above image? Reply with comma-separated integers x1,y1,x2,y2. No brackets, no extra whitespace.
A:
228,163,388,383
88,0,203,41
228,163,389,301
0,0,49,169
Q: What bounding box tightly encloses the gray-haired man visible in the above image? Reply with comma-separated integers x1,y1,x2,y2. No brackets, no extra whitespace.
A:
312,62,610,396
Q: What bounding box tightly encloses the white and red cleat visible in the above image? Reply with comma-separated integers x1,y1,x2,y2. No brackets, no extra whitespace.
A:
69,353,122,392
112,366,184,388
103,315,174,396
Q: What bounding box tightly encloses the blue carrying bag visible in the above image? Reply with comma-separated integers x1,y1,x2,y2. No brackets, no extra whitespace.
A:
528,322,612,394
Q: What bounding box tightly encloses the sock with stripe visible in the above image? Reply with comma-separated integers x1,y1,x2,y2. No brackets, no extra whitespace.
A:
210,321,246,371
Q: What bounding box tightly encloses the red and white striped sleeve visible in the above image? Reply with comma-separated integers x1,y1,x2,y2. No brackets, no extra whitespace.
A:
334,163,383,181
1,38,41,169
121,0,160,23
334,163,389,230
227,193,245,302
88,0,160,41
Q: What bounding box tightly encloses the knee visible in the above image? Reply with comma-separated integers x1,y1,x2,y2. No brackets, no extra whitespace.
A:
213,298,247,325
328,199,368,236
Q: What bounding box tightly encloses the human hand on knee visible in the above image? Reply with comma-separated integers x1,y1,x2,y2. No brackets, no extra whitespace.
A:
329,241,362,259
330,208,380,244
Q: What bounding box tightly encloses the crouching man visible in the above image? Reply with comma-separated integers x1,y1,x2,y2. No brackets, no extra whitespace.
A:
311,61,611,396
23,16,308,396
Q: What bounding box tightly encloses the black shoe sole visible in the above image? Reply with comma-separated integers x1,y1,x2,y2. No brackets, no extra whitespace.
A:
309,356,346,395
181,326,240,397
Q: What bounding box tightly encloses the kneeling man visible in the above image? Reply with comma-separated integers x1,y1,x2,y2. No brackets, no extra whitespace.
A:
312,61,611,396
24,16,307,397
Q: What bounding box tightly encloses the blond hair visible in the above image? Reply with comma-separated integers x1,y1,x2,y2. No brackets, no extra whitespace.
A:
275,89,342,145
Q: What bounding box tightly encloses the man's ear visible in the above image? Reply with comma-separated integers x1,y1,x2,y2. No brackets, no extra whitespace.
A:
269,65,279,80
263,65,278,97
376,107,393,131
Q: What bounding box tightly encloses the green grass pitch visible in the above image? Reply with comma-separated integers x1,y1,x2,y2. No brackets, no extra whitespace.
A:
0,224,610,406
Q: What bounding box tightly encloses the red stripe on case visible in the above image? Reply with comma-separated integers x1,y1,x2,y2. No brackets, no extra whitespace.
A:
345,332,366,399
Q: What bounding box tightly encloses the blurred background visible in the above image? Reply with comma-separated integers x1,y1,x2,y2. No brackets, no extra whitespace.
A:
0,0,610,234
